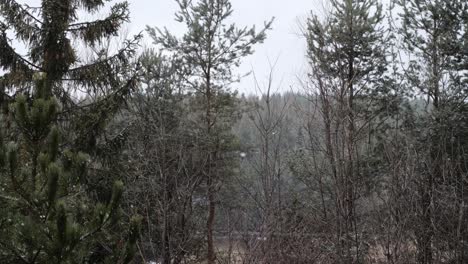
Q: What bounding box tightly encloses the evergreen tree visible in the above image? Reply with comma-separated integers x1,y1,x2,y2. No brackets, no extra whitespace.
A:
398,0,468,262
0,0,141,262
305,0,388,262
148,0,272,262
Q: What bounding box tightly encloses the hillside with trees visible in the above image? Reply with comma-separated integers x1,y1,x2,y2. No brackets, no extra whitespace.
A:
1,0,468,263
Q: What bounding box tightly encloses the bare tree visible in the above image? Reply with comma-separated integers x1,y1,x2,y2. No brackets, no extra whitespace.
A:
121,51,204,264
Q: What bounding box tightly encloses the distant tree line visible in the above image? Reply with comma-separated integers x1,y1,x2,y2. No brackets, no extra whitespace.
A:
1,0,468,264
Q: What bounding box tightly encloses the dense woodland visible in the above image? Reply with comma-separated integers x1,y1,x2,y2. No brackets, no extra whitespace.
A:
1,0,468,263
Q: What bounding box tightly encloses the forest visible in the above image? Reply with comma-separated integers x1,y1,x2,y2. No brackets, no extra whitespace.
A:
1,0,468,263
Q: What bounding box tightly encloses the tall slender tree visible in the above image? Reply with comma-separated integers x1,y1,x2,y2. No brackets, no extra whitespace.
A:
148,0,272,262
306,0,388,262
398,0,468,262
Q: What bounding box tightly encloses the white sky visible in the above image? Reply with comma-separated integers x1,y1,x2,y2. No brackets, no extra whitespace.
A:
127,0,323,94
15,0,324,94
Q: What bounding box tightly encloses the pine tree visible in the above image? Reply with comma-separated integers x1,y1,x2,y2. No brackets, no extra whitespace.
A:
398,0,468,262
148,1,272,262
306,0,388,262
0,0,141,262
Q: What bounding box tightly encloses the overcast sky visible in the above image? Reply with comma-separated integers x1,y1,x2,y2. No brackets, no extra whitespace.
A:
127,0,324,94
17,0,323,94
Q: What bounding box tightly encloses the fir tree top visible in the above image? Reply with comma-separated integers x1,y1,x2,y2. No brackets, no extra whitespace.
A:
0,0,141,101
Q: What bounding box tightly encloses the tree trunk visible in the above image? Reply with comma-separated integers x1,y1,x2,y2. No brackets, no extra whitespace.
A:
207,175,216,264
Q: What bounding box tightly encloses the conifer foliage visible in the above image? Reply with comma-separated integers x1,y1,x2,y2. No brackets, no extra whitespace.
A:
148,1,272,262
305,0,388,262
0,0,141,263
398,1,468,262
